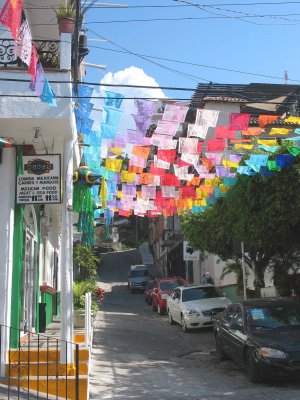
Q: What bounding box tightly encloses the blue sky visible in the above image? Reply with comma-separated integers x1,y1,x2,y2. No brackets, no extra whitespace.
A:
82,0,300,101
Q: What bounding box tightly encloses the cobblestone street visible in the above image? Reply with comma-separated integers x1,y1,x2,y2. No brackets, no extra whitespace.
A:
89,250,300,400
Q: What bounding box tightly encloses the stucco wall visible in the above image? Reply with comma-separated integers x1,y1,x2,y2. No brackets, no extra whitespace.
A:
0,148,16,373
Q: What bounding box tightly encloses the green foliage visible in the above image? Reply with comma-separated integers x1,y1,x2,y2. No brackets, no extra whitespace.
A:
73,244,100,281
73,279,102,313
220,258,250,293
53,0,76,20
269,252,300,297
183,151,300,294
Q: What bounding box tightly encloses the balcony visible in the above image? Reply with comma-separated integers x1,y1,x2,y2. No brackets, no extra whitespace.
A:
0,38,60,69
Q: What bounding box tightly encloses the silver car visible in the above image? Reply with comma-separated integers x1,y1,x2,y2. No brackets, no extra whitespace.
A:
167,284,231,332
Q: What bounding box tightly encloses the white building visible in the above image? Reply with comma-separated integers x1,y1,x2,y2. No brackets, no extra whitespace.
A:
0,0,80,378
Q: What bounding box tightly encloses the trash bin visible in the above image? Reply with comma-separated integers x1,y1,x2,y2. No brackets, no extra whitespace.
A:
39,303,47,333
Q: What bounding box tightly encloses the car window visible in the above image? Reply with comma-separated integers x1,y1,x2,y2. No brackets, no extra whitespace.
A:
182,286,224,302
160,280,184,291
246,303,300,330
222,305,236,324
130,270,148,277
172,289,180,300
230,306,243,329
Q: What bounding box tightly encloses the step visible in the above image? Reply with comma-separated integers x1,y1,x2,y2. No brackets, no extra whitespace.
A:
1,376,88,400
9,348,89,363
6,362,88,377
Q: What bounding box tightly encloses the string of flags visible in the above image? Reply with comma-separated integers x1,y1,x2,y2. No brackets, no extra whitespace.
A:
0,0,57,106
72,83,300,235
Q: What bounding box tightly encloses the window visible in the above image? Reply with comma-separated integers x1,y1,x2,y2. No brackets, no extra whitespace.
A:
160,280,185,291
131,269,148,278
182,286,223,302
231,306,243,329
246,304,300,330
223,305,236,324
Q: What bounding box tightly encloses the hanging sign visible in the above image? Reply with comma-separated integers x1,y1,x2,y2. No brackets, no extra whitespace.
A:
16,154,61,204
183,240,200,261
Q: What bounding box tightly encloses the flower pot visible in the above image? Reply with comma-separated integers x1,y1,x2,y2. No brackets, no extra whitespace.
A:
74,309,85,328
58,17,75,35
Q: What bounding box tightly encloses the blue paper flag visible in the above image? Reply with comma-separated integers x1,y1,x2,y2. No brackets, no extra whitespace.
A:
275,154,294,168
40,78,57,107
103,91,125,109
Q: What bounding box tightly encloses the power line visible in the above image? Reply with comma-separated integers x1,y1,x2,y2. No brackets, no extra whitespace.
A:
84,44,300,83
1,24,297,85
0,92,298,107
87,28,209,83
82,14,300,25
21,1,300,9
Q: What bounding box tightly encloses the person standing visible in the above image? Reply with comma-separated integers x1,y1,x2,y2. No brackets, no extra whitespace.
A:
202,271,214,285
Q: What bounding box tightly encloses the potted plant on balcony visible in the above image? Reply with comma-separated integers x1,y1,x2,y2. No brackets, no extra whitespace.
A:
53,0,76,35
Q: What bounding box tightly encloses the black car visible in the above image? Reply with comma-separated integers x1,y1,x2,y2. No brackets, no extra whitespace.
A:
213,298,300,382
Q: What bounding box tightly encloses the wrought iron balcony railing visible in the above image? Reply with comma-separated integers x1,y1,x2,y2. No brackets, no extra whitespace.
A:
0,39,60,69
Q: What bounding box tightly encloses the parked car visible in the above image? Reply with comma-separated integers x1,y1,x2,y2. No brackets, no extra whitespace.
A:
144,280,155,304
213,298,300,382
167,284,230,332
152,277,186,315
127,265,149,293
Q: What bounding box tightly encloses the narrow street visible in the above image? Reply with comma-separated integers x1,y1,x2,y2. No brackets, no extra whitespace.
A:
89,250,300,400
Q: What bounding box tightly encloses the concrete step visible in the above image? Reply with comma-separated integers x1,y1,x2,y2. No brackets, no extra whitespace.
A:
9,348,89,363
1,375,88,400
6,362,88,377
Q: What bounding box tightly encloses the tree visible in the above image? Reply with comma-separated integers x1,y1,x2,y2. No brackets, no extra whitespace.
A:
183,153,300,294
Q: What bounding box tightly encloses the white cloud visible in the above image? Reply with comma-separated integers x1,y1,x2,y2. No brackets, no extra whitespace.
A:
100,66,166,100
90,67,166,157
99,66,166,131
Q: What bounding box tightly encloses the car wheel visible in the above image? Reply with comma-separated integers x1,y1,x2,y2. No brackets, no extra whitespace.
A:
181,315,189,333
215,334,228,361
152,301,157,312
246,349,262,383
168,309,175,325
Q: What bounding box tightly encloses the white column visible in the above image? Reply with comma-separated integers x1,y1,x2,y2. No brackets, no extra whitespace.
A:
60,33,72,70
0,148,16,376
60,139,74,364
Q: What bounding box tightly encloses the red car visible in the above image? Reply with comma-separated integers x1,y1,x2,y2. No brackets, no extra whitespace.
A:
144,280,155,305
152,277,186,315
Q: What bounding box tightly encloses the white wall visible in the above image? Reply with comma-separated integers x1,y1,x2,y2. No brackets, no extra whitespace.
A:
0,148,16,375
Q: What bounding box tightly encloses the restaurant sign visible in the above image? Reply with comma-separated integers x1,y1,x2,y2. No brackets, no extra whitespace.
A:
16,154,61,204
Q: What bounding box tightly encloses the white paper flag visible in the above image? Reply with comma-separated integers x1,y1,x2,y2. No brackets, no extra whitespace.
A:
195,109,219,127
187,124,209,139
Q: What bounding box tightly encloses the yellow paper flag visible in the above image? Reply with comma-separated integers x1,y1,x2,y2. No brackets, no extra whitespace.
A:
222,159,239,168
269,128,290,136
257,139,277,147
234,144,254,150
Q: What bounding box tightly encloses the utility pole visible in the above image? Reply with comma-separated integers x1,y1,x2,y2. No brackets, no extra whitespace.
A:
73,0,81,98
241,241,247,300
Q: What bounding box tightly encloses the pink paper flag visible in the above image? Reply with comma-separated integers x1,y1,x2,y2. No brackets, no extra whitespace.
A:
179,138,199,154
155,120,179,136
205,152,223,165
162,103,188,123
229,113,250,130
214,126,235,139
206,139,226,152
